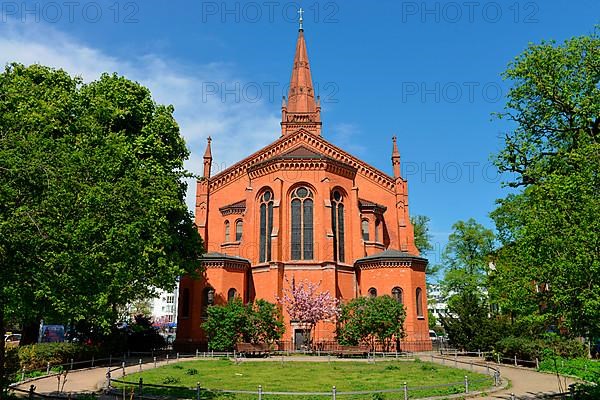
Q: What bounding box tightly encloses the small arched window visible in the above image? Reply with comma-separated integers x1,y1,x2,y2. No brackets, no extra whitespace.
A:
416,287,424,317
224,220,230,242
361,220,370,241
392,287,403,304
331,190,345,262
201,287,214,320
291,186,313,260
259,190,274,263
368,287,377,298
227,288,237,303
375,218,381,243
235,220,243,241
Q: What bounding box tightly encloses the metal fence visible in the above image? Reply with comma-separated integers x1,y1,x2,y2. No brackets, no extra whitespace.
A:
10,350,502,399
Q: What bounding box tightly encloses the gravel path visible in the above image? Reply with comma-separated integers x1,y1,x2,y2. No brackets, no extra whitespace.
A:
12,354,578,399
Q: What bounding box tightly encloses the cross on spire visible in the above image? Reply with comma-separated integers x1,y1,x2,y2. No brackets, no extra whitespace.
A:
298,8,304,31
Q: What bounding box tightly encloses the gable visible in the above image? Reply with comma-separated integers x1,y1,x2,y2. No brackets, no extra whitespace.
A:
208,129,398,193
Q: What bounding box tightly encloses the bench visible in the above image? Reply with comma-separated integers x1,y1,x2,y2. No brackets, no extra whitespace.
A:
235,342,271,357
334,345,370,357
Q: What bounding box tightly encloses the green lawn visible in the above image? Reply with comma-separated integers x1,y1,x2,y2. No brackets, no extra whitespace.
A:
114,358,493,399
539,357,600,382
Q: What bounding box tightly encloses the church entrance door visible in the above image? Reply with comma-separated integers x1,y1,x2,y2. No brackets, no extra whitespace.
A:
294,329,305,350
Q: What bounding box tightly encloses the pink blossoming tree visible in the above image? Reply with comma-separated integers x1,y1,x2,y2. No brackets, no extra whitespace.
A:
279,277,340,349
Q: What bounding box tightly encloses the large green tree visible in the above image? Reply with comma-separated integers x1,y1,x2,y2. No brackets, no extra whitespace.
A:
203,299,284,351
0,64,202,392
440,219,495,296
491,29,600,339
410,215,439,277
336,295,406,351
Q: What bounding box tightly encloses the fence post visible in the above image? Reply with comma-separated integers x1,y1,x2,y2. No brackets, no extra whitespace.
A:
177,352,180,361
403,382,408,400
70,358,74,370
535,357,539,369
497,353,500,364
196,349,199,358
106,368,111,388
464,376,469,393
139,358,142,372
47,362,51,375
258,385,263,400
478,349,481,358
166,354,169,364
21,369,25,381
510,393,515,400
138,378,143,400
486,364,489,375
332,385,336,400
109,354,112,367
514,355,517,366
196,382,200,400
153,357,157,368
29,384,35,400
122,361,126,377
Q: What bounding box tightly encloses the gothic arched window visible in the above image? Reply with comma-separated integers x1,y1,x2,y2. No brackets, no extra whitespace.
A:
235,220,243,241
392,287,403,304
259,190,274,263
368,287,377,298
201,287,214,320
361,220,370,241
416,287,424,317
291,186,313,260
227,288,237,303
331,190,345,262
224,220,230,242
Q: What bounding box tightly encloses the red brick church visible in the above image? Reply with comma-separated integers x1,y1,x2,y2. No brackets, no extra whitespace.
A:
176,21,430,351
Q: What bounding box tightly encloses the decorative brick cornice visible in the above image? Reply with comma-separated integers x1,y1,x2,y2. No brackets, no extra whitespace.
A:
247,157,356,181
202,260,249,271
219,200,246,216
208,130,396,193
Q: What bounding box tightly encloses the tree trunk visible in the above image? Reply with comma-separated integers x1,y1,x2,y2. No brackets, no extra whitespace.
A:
1,306,7,400
20,321,40,346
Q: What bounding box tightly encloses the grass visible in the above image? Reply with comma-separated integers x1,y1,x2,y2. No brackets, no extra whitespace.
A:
114,358,493,399
538,357,600,382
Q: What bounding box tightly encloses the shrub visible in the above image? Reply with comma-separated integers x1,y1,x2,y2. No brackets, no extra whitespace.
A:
495,335,586,361
4,347,20,382
162,376,181,385
18,343,101,371
185,368,198,376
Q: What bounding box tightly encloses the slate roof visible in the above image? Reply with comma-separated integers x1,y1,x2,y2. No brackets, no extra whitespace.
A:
355,249,427,264
201,252,250,263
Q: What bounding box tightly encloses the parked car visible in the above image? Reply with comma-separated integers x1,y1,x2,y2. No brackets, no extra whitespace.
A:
429,330,438,342
4,333,21,346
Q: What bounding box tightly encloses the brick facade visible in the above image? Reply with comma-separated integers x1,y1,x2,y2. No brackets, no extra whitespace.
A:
175,27,430,351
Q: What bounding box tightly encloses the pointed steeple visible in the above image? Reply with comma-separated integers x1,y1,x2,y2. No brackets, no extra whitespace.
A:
281,16,322,136
203,136,212,178
391,136,401,178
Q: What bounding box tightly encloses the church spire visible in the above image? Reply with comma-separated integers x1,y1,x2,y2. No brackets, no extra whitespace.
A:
391,135,401,178
203,136,212,178
281,14,322,136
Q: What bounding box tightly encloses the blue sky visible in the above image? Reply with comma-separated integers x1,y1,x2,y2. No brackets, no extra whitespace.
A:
1,0,598,268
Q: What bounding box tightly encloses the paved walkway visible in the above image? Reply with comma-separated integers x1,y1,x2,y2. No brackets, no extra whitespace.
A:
12,355,578,399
